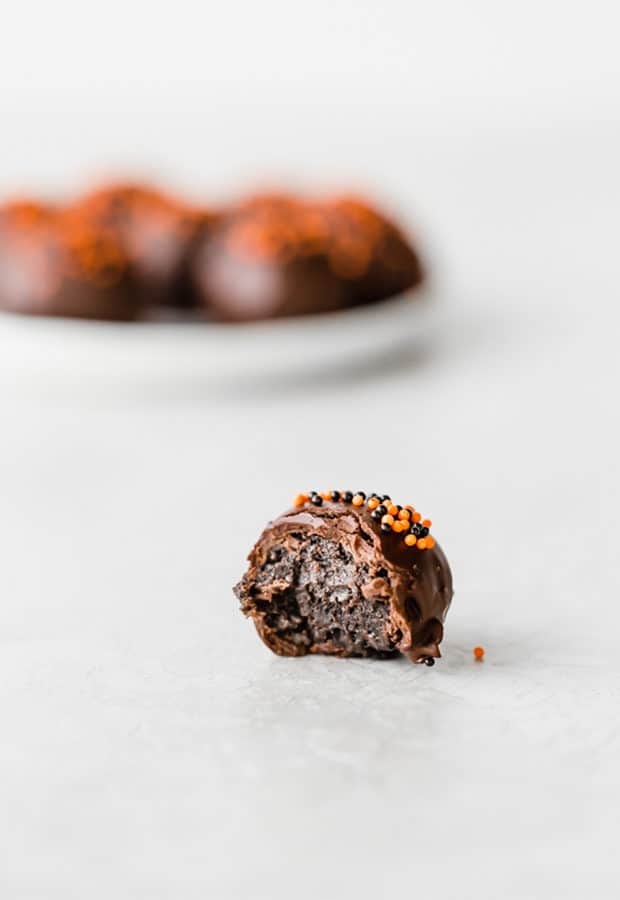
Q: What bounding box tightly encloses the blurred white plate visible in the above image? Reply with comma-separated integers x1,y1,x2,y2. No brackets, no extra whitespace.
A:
0,283,436,385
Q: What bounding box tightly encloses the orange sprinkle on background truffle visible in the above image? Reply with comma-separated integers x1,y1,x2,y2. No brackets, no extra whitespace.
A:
367,497,379,510
404,534,417,547
474,646,485,661
294,493,308,507
352,494,364,507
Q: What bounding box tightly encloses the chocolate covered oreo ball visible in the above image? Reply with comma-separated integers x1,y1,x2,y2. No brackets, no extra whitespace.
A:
324,195,424,304
192,194,352,322
193,193,424,322
0,201,139,320
73,183,212,308
235,491,453,664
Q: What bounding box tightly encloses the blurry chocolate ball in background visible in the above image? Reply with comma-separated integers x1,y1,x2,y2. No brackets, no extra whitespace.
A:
71,183,214,309
191,194,350,322
0,200,140,321
191,193,424,323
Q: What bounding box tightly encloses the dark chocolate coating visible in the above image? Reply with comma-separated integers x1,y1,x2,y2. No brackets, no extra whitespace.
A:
235,500,452,663
0,201,139,321
72,184,212,309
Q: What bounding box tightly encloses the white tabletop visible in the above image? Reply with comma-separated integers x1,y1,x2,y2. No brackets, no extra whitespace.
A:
1,108,619,900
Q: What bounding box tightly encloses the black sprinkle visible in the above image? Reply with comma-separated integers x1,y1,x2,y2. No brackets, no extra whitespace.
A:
424,657,435,667
330,490,340,502
380,523,392,532
411,522,423,537
341,491,353,503
355,491,366,500
420,525,429,538
311,494,323,506
371,509,382,520
376,505,387,517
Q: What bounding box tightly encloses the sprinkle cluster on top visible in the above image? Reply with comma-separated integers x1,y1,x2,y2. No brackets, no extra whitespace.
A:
293,490,436,550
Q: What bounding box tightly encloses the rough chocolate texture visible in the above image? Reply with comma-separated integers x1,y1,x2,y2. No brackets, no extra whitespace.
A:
235,501,453,663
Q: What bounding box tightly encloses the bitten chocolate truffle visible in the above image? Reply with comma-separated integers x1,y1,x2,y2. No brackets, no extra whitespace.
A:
72,183,212,308
0,201,139,320
234,491,453,664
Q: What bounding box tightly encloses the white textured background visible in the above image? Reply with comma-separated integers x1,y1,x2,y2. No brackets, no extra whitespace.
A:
0,2,619,898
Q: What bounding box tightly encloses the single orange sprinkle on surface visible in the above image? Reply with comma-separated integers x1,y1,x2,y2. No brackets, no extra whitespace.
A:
412,512,422,523
392,521,405,533
422,518,432,528
425,536,436,549
367,497,379,510
381,514,394,526
404,534,417,547
417,538,427,549
320,491,331,501
352,494,364,507
385,504,397,516
398,509,411,520
474,646,485,661
294,493,308,507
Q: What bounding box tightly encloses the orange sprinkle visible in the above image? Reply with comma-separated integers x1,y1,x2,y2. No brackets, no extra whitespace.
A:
412,512,422,523
404,534,417,547
392,521,406,533
417,538,427,549
422,518,432,528
381,514,394,526
294,493,308,507
425,536,436,549
404,505,415,513
474,646,485,661
352,494,364,507
398,509,411,520
387,504,399,517
320,491,331,501
367,497,380,510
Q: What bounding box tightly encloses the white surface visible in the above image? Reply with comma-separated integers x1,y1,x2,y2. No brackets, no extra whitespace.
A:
1,124,618,899
0,285,435,384
1,4,620,898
